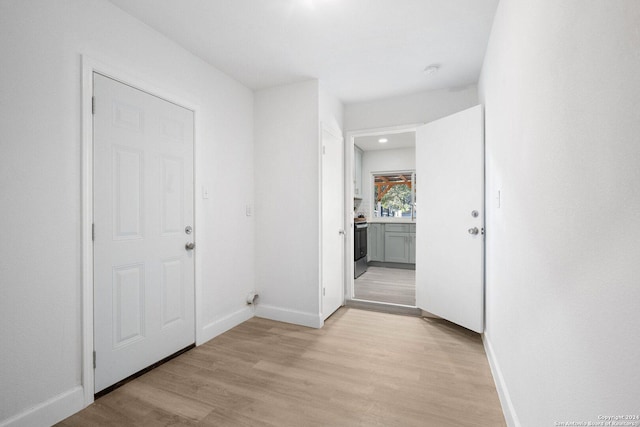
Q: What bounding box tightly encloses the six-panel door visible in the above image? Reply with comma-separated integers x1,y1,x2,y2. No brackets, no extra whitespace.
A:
93,73,195,392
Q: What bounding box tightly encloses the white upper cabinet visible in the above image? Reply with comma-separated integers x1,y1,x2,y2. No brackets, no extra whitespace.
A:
354,146,363,199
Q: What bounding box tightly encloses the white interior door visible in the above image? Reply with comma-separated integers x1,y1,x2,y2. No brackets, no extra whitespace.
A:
93,73,195,392
321,125,345,320
415,105,484,333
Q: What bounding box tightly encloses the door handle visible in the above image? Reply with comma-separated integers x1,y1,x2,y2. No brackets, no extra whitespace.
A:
338,229,345,235
185,242,195,250
468,227,479,235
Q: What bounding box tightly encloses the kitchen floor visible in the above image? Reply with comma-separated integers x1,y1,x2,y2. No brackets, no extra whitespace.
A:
354,266,416,306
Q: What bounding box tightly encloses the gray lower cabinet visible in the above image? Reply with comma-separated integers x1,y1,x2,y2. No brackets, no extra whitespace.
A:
383,223,416,264
409,223,416,263
384,232,411,263
367,223,385,261
409,233,416,263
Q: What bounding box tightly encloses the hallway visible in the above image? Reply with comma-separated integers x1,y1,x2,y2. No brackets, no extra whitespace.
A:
59,308,505,426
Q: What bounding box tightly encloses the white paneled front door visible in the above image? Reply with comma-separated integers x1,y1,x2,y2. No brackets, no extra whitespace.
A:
93,73,195,392
415,105,485,333
321,125,345,320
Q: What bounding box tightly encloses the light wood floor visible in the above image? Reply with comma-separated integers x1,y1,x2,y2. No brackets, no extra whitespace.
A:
354,266,416,306
58,308,505,427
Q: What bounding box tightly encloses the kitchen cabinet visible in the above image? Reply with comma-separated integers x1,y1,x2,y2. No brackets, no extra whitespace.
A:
384,232,411,263
367,223,385,262
353,146,363,199
383,223,416,264
409,232,416,263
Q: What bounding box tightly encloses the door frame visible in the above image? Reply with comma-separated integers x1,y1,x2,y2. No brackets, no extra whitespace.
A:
344,124,421,303
80,55,202,406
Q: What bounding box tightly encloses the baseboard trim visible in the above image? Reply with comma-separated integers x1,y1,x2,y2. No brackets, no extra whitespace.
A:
255,304,323,328
198,306,254,345
0,385,84,427
482,333,521,427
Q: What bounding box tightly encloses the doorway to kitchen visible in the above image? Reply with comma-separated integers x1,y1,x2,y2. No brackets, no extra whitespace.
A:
346,126,419,311
345,106,485,331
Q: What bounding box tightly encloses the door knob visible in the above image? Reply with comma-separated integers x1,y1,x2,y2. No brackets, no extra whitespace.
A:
468,227,479,235
185,242,195,250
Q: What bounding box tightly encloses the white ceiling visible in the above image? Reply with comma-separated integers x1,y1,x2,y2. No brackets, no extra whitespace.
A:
355,131,415,152
108,0,499,103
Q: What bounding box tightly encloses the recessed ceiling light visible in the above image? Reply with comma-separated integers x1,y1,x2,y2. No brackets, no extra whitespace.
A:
423,64,441,75
378,138,388,143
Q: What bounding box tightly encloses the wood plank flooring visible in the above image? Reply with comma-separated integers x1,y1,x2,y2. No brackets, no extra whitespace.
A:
58,308,505,427
354,266,416,306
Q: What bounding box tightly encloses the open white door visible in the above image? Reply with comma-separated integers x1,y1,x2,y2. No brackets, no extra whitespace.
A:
93,73,195,392
321,125,345,320
415,105,484,333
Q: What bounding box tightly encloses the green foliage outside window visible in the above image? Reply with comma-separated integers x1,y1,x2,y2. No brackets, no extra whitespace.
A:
377,184,411,213
373,172,416,218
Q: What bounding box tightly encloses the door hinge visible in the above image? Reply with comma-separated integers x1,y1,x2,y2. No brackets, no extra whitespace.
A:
92,223,95,241
323,287,326,296
93,351,96,369
91,96,95,115
322,145,326,155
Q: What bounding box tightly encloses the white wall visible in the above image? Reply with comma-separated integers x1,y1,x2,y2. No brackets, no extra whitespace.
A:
254,80,343,327
479,1,640,425
319,82,344,133
357,148,416,219
0,1,254,425
344,86,478,132
254,80,321,327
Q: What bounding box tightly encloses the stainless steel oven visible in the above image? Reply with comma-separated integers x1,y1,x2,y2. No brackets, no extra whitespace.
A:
354,222,368,278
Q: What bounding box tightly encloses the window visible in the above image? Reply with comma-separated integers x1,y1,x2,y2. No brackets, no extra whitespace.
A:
372,172,416,219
